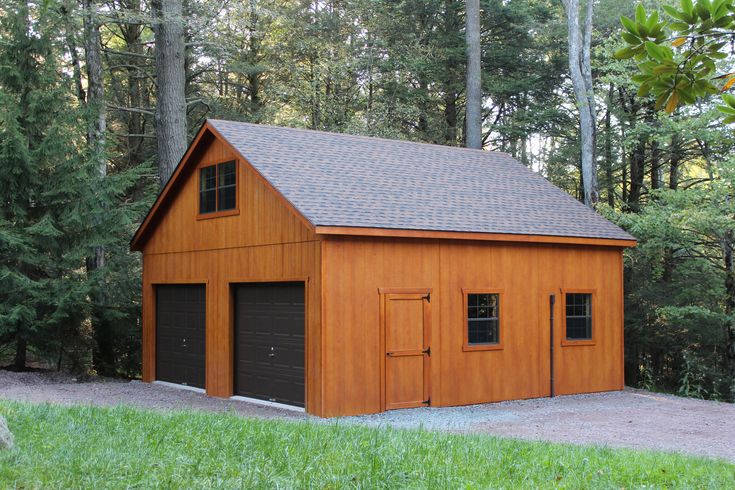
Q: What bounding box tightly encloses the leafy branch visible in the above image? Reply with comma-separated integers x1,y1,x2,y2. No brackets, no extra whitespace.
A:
616,0,735,119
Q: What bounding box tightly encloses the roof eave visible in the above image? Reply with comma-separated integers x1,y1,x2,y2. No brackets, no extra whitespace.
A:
130,122,215,251
314,226,637,248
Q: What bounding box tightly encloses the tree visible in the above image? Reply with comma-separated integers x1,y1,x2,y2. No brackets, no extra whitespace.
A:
465,0,482,148
152,0,187,186
0,0,96,369
616,0,735,117
561,0,599,207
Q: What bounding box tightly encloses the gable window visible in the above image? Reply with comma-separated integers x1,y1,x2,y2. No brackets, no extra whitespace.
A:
565,293,592,340
199,160,237,215
463,290,503,351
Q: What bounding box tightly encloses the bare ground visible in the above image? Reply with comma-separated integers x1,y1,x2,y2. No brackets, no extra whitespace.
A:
1,370,733,462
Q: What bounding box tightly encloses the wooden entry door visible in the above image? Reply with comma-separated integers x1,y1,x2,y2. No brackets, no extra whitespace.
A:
381,290,431,410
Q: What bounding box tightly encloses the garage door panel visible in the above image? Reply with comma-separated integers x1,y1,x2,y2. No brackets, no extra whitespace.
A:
155,284,206,389
234,282,305,407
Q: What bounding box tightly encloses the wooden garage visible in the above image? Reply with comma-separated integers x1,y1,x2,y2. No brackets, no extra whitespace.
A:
130,119,636,417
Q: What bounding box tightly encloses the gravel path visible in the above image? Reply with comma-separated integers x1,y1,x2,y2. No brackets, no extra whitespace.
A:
338,390,735,462
2,370,734,462
0,370,303,420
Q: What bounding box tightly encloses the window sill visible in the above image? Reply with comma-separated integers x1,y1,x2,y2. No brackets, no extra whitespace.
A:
561,339,596,347
463,343,504,352
196,209,240,221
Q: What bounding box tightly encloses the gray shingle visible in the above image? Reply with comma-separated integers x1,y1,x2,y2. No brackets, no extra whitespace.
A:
208,119,634,241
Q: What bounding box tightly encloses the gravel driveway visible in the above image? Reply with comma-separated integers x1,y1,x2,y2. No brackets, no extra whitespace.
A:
2,370,734,462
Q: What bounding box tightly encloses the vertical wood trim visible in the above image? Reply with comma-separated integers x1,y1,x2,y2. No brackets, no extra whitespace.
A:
320,240,328,416
619,250,626,389
423,295,432,405
141,255,154,382
303,278,310,412
228,282,236,397
379,290,386,412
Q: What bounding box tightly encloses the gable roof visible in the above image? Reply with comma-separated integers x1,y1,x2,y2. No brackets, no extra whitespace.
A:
131,119,635,250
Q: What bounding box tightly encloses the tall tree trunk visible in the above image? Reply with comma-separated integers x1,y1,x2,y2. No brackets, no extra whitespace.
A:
464,0,482,149
604,83,614,206
628,138,645,211
84,0,114,374
14,336,27,371
650,140,661,191
83,0,106,177
562,0,598,206
152,0,187,186
63,1,86,104
669,134,680,190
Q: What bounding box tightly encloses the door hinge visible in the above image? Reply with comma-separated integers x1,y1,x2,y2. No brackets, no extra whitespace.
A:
423,292,431,303
422,346,431,356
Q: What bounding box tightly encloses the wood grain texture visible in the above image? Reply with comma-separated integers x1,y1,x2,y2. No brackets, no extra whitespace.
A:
382,292,431,410
321,236,624,416
132,122,315,251
140,135,322,415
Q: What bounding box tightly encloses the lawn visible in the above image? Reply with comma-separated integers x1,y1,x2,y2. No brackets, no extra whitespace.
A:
0,401,733,489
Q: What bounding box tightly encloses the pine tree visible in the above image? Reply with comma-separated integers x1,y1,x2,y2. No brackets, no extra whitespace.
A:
0,0,151,372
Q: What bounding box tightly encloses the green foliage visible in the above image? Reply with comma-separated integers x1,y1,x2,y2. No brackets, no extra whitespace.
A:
604,157,735,397
0,0,154,373
617,0,735,114
1,401,734,488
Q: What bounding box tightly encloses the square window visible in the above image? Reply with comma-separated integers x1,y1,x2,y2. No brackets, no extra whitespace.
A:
565,293,592,340
199,161,237,215
467,293,500,345
218,185,236,210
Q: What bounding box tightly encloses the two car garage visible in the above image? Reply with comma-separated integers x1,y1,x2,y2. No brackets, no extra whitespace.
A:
154,282,305,408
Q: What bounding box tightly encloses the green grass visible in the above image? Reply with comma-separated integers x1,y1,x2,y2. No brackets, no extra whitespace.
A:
0,401,733,489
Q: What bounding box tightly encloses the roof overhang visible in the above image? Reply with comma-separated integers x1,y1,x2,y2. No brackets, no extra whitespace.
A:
314,226,637,248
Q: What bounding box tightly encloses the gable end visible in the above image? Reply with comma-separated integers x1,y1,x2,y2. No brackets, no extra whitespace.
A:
130,122,315,251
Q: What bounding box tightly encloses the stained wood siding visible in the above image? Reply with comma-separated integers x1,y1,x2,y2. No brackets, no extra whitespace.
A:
321,236,624,417
141,135,322,414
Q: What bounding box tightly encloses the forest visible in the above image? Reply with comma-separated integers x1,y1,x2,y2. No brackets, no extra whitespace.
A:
0,0,733,402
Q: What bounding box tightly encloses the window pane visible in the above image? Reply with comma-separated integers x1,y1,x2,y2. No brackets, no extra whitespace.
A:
200,189,216,214
468,319,498,344
218,185,236,211
216,161,236,211
467,294,500,345
200,166,216,191
199,166,217,214
565,293,592,340
218,161,236,186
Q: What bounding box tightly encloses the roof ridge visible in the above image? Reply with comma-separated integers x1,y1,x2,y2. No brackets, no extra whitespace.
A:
207,118,513,158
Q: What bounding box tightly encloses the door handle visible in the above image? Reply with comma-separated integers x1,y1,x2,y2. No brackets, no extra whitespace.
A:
269,346,275,358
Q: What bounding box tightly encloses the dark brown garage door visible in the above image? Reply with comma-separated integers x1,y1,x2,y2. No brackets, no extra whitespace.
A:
234,282,305,407
155,285,206,388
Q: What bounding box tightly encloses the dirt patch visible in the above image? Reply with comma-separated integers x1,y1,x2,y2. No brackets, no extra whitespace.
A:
1,370,733,462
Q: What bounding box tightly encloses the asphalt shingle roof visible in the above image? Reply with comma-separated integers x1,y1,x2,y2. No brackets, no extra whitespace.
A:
208,119,634,241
